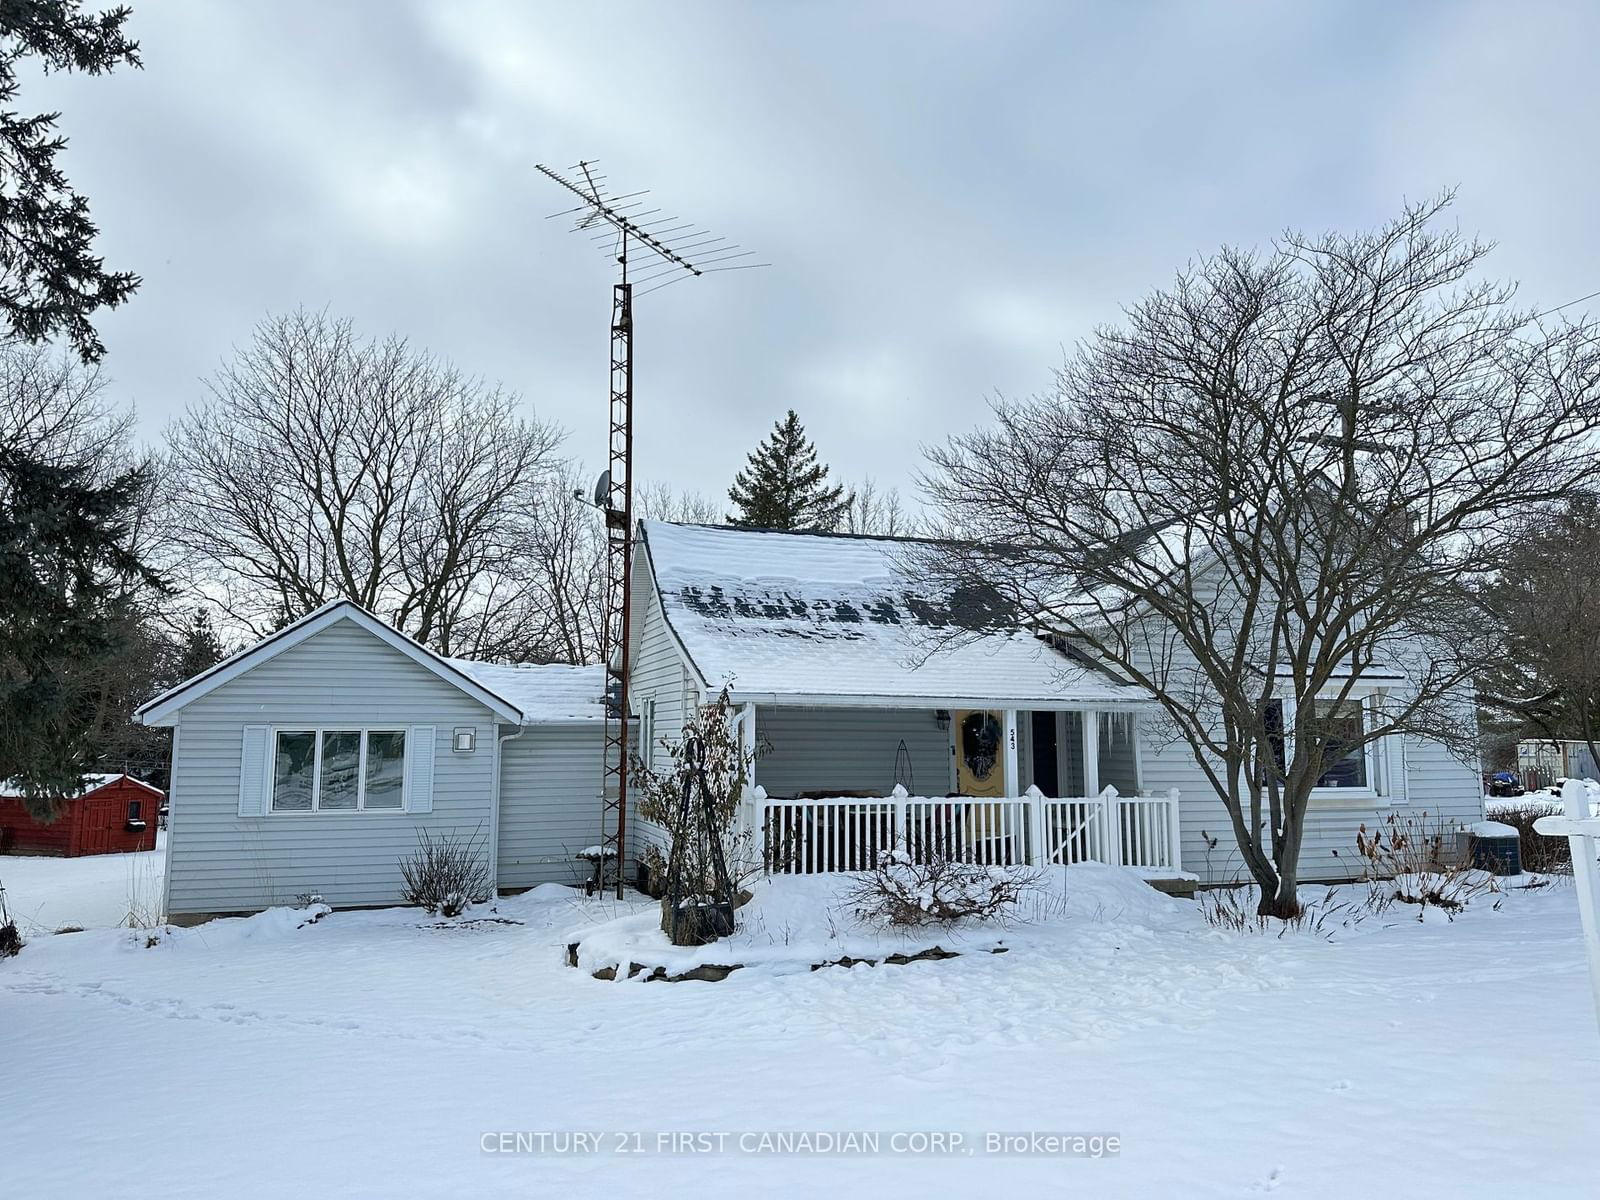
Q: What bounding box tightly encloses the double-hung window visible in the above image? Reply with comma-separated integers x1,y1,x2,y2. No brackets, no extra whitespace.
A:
271,728,407,813
1263,691,1391,802
1312,700,1368,790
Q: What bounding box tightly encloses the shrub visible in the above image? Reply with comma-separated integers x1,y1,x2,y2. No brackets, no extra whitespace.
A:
849,849,1040,927
1341,810,1498,919
632,685,760,936
400,826,490,917
0,885,20,959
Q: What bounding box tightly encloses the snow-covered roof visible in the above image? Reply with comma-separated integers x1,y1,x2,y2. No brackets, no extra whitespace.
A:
0,773,163,800
446,661,607,724
639,521,1148,707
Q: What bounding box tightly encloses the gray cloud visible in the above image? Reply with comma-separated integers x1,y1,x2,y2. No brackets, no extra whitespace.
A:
28,0,1600,502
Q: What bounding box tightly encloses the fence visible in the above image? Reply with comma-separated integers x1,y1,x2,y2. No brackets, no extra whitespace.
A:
753,784,1181,875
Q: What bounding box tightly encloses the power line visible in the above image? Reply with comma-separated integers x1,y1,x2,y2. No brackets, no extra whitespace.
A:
1535,289,1600,320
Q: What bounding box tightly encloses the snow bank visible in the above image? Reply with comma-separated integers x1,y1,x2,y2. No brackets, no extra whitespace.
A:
571,863,1198,979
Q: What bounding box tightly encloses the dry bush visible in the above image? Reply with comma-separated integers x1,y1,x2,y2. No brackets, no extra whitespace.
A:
633,685,760,902
1341,810,1499,920
1199,885,1364,939
0,885,20,959
849,850,1041,927
400,826,490,917
121,856,165,930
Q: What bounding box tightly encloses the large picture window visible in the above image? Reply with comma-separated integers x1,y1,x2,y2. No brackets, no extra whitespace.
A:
271,729,407,813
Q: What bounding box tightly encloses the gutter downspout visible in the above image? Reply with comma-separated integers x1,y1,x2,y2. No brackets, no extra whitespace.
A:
491,723,528,903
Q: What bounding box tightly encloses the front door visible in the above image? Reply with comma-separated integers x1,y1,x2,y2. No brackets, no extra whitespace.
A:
953,710,1004,797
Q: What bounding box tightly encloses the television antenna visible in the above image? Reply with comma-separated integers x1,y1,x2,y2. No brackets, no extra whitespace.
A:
536,159,764,898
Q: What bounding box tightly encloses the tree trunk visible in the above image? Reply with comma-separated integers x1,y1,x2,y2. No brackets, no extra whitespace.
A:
1256,868,1302,919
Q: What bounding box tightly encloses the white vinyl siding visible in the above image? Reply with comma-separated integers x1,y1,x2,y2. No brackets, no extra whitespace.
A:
496,725,610,890
626,549,700,856
755,706,950,798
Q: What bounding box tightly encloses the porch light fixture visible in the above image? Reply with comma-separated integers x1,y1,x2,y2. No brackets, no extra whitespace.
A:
935,710,950,731
453,727,477,753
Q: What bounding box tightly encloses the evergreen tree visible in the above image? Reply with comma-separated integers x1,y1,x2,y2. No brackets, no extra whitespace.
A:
0,2,142,362
176,606,225,681
0,447,162,819
726,410,851,531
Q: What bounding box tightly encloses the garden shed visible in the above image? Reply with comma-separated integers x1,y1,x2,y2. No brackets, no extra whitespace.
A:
0,774,163,856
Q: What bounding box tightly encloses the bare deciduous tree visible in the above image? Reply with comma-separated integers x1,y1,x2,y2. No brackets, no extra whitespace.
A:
635,480,721,524
844,476,911,536
515,463,607,665
922,195,1600,917
167,310,562,656
0,341,134,470
1483,493,1600,771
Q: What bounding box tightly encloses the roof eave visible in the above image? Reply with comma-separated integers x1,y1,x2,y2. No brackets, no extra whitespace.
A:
722,689,1155,711
135,601,525,726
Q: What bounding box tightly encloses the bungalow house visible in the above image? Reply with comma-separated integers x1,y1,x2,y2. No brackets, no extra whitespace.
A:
628,520,1486,887
140,520,1486,922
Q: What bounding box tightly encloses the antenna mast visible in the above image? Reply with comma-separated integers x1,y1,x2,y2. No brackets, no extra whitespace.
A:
536,159,763,899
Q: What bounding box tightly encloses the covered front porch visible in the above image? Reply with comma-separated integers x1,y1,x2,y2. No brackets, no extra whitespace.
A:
729,701,1183,880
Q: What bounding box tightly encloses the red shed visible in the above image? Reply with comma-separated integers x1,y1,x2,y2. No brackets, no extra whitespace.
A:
0,774,163,856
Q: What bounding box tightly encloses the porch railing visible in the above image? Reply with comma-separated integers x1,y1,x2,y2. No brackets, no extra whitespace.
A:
751,784,1181,876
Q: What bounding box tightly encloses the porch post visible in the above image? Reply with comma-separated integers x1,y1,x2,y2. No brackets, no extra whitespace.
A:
1082,710,1100,799
739,703,757,870
1002,709,1019,796
739,702,757,795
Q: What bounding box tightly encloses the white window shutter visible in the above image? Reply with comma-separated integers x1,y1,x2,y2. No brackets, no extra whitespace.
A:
406,726,436,813
239,725,269,817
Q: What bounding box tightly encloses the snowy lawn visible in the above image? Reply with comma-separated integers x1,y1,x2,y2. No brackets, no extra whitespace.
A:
0,832,166,934
6,862,1600,1199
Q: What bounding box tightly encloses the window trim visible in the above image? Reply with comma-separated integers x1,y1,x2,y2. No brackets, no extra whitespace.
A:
1275,691,1392,807
268,726,409,815
638,697,657,773
1307,698,1377,797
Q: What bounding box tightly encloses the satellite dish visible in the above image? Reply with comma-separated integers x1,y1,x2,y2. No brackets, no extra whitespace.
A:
592,469,611,509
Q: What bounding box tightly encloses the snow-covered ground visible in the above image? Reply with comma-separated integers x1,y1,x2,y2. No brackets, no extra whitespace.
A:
5,859,1600,1198
1,833,166,934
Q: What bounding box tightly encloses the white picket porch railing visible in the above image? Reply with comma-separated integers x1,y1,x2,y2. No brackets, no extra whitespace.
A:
752,784,1181,875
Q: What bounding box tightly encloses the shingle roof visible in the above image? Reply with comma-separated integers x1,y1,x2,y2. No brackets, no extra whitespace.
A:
445,661,607,723
640,521,1148,706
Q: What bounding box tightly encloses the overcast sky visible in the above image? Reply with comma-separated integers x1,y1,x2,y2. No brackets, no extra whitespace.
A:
31,0,1600,505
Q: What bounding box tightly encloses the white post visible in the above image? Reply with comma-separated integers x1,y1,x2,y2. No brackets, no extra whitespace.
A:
738,703,757,872
1025,784,1047,867
1002,709,1019,795
891,782,909,857
1166,787,1183,872
1101,785,1121,866
1560,779,1600,1035
748,784,768,875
